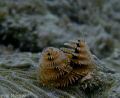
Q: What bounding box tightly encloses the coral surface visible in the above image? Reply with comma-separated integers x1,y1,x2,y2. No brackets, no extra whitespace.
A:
0,52,120,98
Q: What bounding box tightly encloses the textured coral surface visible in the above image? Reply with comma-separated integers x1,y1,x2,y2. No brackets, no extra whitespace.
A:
0,53,120,98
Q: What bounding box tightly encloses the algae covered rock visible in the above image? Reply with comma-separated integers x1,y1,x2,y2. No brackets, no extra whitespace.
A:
0,53,120,98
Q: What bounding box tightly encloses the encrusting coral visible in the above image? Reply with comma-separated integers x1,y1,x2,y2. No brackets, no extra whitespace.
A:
38,38,96,87
0,51,120,98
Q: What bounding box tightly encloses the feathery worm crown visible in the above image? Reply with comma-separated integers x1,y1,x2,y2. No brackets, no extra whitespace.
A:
40,47,69,69
60,38,95,67
38,47,73,87
41,47,59,60
38,38,96,87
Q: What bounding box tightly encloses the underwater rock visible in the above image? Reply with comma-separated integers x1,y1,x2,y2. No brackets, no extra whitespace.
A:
0,52,120,98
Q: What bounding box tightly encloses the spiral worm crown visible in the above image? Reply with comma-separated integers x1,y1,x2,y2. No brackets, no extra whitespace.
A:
61,38,96,82
38,38,96,87
38,47,73,87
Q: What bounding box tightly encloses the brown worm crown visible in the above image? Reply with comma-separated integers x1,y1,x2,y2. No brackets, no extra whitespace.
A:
38,38,96,87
